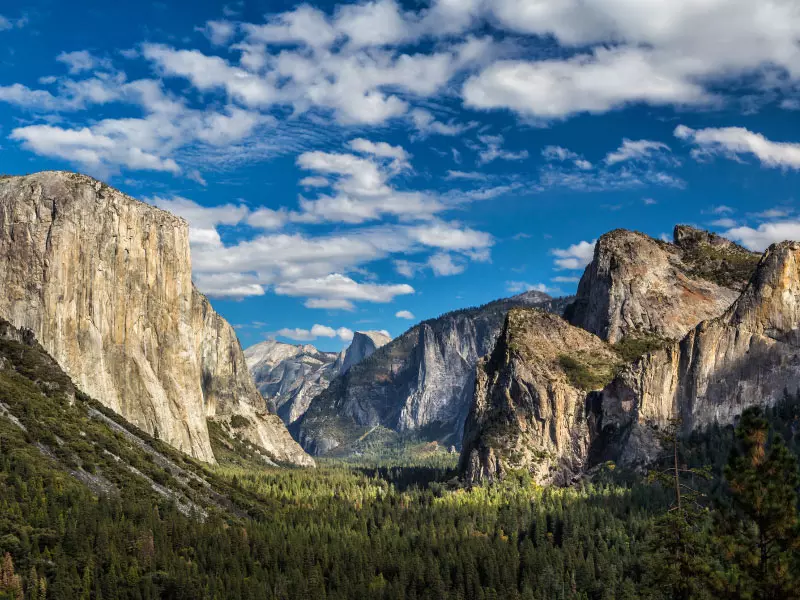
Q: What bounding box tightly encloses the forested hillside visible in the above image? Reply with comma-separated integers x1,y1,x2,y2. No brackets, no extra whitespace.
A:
1,311,799,599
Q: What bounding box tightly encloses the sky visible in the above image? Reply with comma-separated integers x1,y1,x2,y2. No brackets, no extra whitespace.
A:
1,0,799,351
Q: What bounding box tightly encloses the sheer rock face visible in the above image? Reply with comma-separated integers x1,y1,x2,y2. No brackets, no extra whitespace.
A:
593,242,800,467
340,331,391,375
245,340,342,425
460,309,619,485
0,171,312,466
293,291,572,456
567,227,751,343
245,331,390,426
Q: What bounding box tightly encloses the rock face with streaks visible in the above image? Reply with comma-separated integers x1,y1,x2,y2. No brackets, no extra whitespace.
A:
0,171,312,466
245,340,343,425
293,291,573,456
459,226,777,485
460,309,620,485
567,227,757,343
245,330,391,426
340,330,391,375
592,241,800,467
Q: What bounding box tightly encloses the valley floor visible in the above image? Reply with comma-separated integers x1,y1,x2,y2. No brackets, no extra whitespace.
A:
2,403,800,600
1,329,798,599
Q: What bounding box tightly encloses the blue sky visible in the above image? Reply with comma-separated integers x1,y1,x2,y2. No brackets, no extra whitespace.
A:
2,0,800,350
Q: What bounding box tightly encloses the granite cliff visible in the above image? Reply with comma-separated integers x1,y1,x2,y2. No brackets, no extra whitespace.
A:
460,309,620,485
245,340,342,425
0,171,312,466
245,330,390,425
567,226,758,343
460,226,771,484
593,240,800,467
293,291,572,456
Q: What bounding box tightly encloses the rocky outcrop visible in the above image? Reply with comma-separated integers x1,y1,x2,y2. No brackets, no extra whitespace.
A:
592,241,800,467
0,171,312,466
460,309,620,485
246,330,391,426
567,227,752,343
340,330,391,374
245,340,342,424
293,291,572,455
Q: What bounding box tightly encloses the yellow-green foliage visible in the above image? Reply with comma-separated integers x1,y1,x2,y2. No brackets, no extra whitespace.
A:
558,351,620,390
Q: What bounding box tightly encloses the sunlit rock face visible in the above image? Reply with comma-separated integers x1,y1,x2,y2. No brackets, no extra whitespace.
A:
0,171,312,466
567,226,756,343
460,309,620,485
594,241,800,467
245,330,391,427
293,291,572,456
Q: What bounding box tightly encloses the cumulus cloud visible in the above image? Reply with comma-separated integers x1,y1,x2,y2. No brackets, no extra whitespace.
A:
198,20,237,46
10,125,181,176
428,253,465,276
463,48,711,120
395,310,415,319
675,125,800,170
56,50,112,74
277,323,354,342
275,273,414,305
724,221,800,251
465,0,800,120
551,240,596,270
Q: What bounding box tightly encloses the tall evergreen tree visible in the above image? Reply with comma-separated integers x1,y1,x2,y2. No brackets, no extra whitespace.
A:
724,407,800,599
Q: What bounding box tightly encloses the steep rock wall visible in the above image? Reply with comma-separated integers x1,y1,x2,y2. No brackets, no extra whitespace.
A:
567,227,750,343
460,309,620,485
592,241,800,467
0,171,311,465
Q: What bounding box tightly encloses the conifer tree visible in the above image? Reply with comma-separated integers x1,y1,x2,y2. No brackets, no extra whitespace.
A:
724,407,800,599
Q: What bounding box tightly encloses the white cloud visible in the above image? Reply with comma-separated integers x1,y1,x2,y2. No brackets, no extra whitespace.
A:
506,281,557,294
675,125,800,170
464,0,800,120
277,323,354,342
275,273,414,304
335,0,412,48
551,240,596,270
143,44,277,107
243,4,337,48
294,142,442,224
305,298,356,310
405,222,493,251
445,170,487,181
198,20,237,46
605,138,671,165
471,134,529,164
299,176,329,188
542,145,593,170
394,260,419,278
710,205,735,215
552,276,580,283
348,137,410,168
710,218,738,228
56,50,111,74
10,125,181,176
395,310,415,319
428,253,465,276
0,14,27,31
464,48,711,120
410,108,475,138
724,221,800,251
